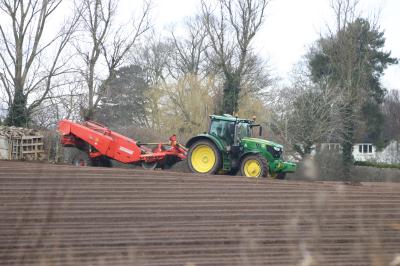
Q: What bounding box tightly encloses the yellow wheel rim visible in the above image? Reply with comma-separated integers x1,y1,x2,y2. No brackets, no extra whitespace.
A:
243,159,262,178
191,145,216,173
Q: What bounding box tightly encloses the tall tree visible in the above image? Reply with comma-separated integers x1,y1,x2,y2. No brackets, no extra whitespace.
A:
160,74,216,140
201,0,270,115
287,86,341,157
95,65,150,128
169,16,208,79
133,37,171,130
382,90,400,142
308,0,397,179
0,0,78,126
76,0,151,120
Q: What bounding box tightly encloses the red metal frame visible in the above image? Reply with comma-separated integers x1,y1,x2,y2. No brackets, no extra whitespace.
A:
58,119,187,165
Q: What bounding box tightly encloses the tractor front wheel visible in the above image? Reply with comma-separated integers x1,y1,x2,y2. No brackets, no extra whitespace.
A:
271,172,286,180
188,140,221,174
240,155,269,178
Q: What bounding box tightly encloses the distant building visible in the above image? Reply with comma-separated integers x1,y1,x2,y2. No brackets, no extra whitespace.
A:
353,143,376,162
319,141,400,164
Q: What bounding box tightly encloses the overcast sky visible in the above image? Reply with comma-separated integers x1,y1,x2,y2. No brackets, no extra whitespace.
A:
131,0,400,90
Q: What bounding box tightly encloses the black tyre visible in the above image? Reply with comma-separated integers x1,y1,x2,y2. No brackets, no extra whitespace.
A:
159,156,180,170
72,152,93,167
97,156,112,167
141,161,158,170
63,147,83,164
188,140,221,174
240,154,269,178
276,172,286,180
109,159,137,169
270,172,286,179
227,167,239,176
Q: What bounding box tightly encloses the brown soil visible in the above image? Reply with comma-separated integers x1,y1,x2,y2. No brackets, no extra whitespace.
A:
0,160,399,266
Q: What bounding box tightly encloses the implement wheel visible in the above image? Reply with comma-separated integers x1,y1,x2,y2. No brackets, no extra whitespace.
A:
72,152,94,167
240,155,268,178
188,140,221,174
141,161,158,170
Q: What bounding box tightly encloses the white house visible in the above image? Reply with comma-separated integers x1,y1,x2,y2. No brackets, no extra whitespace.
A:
320,141,400,164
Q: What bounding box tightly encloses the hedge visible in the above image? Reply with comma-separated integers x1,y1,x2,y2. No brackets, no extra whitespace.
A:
354,161,400,170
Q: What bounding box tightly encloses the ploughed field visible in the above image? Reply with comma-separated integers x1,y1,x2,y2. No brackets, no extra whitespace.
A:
0,160,399,266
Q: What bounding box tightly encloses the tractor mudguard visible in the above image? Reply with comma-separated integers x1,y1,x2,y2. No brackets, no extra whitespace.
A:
238,151,260,163
186,134,225,151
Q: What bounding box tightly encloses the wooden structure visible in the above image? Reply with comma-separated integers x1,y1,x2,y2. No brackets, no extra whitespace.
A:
0,126,44,160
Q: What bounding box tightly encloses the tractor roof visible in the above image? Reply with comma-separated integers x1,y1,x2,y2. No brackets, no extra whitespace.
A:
210,114,253,123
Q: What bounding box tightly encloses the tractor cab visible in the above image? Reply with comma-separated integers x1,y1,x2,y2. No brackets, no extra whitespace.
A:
209,118,235,145
208,115,260,146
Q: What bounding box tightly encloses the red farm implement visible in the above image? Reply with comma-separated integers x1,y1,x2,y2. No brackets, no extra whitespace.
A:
58,119,187,169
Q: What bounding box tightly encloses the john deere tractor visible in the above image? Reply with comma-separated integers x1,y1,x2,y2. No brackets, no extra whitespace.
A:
186,114,296,178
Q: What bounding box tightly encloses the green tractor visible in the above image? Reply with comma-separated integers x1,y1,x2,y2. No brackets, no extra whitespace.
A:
186,114,296,178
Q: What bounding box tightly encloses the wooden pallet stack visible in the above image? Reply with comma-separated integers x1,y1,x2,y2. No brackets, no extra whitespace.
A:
0,126,44,160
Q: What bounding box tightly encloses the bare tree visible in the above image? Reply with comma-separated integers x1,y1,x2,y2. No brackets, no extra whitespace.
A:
160,74,216,140
168,15,208,79
267,60,343,157
201,0,270,114
287,87,345,156
134,35,171,85
330,0,359,32
308,0,397,179
383,90,400,142
0,0,79,126
131,36,172,130
31,79,85,128
76,0,151,120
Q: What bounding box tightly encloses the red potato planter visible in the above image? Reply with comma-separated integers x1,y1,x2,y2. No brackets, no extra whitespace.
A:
58,119,187,169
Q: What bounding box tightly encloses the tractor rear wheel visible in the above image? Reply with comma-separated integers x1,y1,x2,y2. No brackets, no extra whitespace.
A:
240,155,268,178
188,140,221,174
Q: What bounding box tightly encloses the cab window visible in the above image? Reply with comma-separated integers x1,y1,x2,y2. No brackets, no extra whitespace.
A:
209,120,235,144
237,122,251,139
